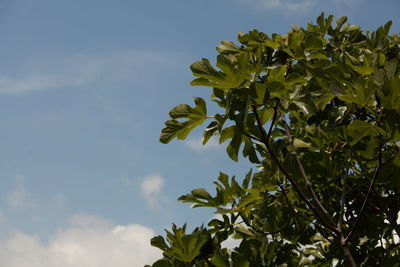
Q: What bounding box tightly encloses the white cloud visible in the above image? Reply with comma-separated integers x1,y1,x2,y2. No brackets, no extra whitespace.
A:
141,175,164,196
141,174,168,209
6,173,35,208
236,0,316,12
185,136,221,152
0,50,185,95
0,214,161,267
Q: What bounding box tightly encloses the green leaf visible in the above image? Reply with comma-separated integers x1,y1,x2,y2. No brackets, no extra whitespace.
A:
242,169,252,189
216,40,241,54
235,225,255,237
160,120,188,144
335,16,347,31
287,31,304,50
220,126,235,144
303,35,323,51
190,58,224,80
191,188,212,200
293,139,312,148
293,100,316,115
226,127,243,162
384,59,397,79
152,259,172,267
330,82,346,96
190,77,218,87
160,98,207,144
169,104,192,119
374,69,386,87
211,253,230,267
151,236,169,251
347,120,376,145
238,188,262,209
202,114,226,144
190,53,251,90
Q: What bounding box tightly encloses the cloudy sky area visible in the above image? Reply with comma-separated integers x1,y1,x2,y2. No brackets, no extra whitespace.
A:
0,0,398,266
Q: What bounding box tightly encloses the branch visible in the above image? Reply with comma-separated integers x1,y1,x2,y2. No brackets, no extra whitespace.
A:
238,212,286,235
280,114,336,229
345,145,399,242
252,105,337,232
345,145,383,242
279,185,332,235
339,232,357,267
338,151,352,229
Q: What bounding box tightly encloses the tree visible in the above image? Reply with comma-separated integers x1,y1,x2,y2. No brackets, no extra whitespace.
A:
147,13,400,266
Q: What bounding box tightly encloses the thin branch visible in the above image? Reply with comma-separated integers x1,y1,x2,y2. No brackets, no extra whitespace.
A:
350,146,400,238
242,131,262,142
338,151,352,228
266,100,279,142
345,145,384,242
280,114,336,229
382,146,399,166
238,212,286,235
252,105,337,233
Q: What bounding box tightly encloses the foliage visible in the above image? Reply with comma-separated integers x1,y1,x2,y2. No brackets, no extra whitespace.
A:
149,13,400,266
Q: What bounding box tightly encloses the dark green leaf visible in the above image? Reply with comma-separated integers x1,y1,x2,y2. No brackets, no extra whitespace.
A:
191,188,212,200
347,120,376,145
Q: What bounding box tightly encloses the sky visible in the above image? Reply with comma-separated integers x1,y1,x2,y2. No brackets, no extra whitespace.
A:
0,0,398,266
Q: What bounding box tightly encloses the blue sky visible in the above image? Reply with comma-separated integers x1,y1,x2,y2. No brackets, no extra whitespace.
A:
0,0,398,266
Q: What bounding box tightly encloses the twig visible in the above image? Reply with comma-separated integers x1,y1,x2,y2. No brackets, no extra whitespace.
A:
280,114,336,229
242,131,262,142
238,212,286,235
338,151,352,228
345,145,383,242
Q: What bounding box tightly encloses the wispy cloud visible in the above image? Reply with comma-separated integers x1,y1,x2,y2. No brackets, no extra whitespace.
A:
185,136,221,152
236,0,316,12
0,213,161,267
141,174,168,210
6,173,35,208
0,50,186,95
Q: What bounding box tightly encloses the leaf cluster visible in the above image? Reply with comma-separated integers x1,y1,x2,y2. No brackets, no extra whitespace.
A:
151,13,400,266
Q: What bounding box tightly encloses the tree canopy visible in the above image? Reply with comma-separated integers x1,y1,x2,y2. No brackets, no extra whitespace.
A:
147,13,400,266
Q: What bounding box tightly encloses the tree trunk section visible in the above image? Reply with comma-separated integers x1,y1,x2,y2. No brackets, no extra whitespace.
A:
340,234,357,267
